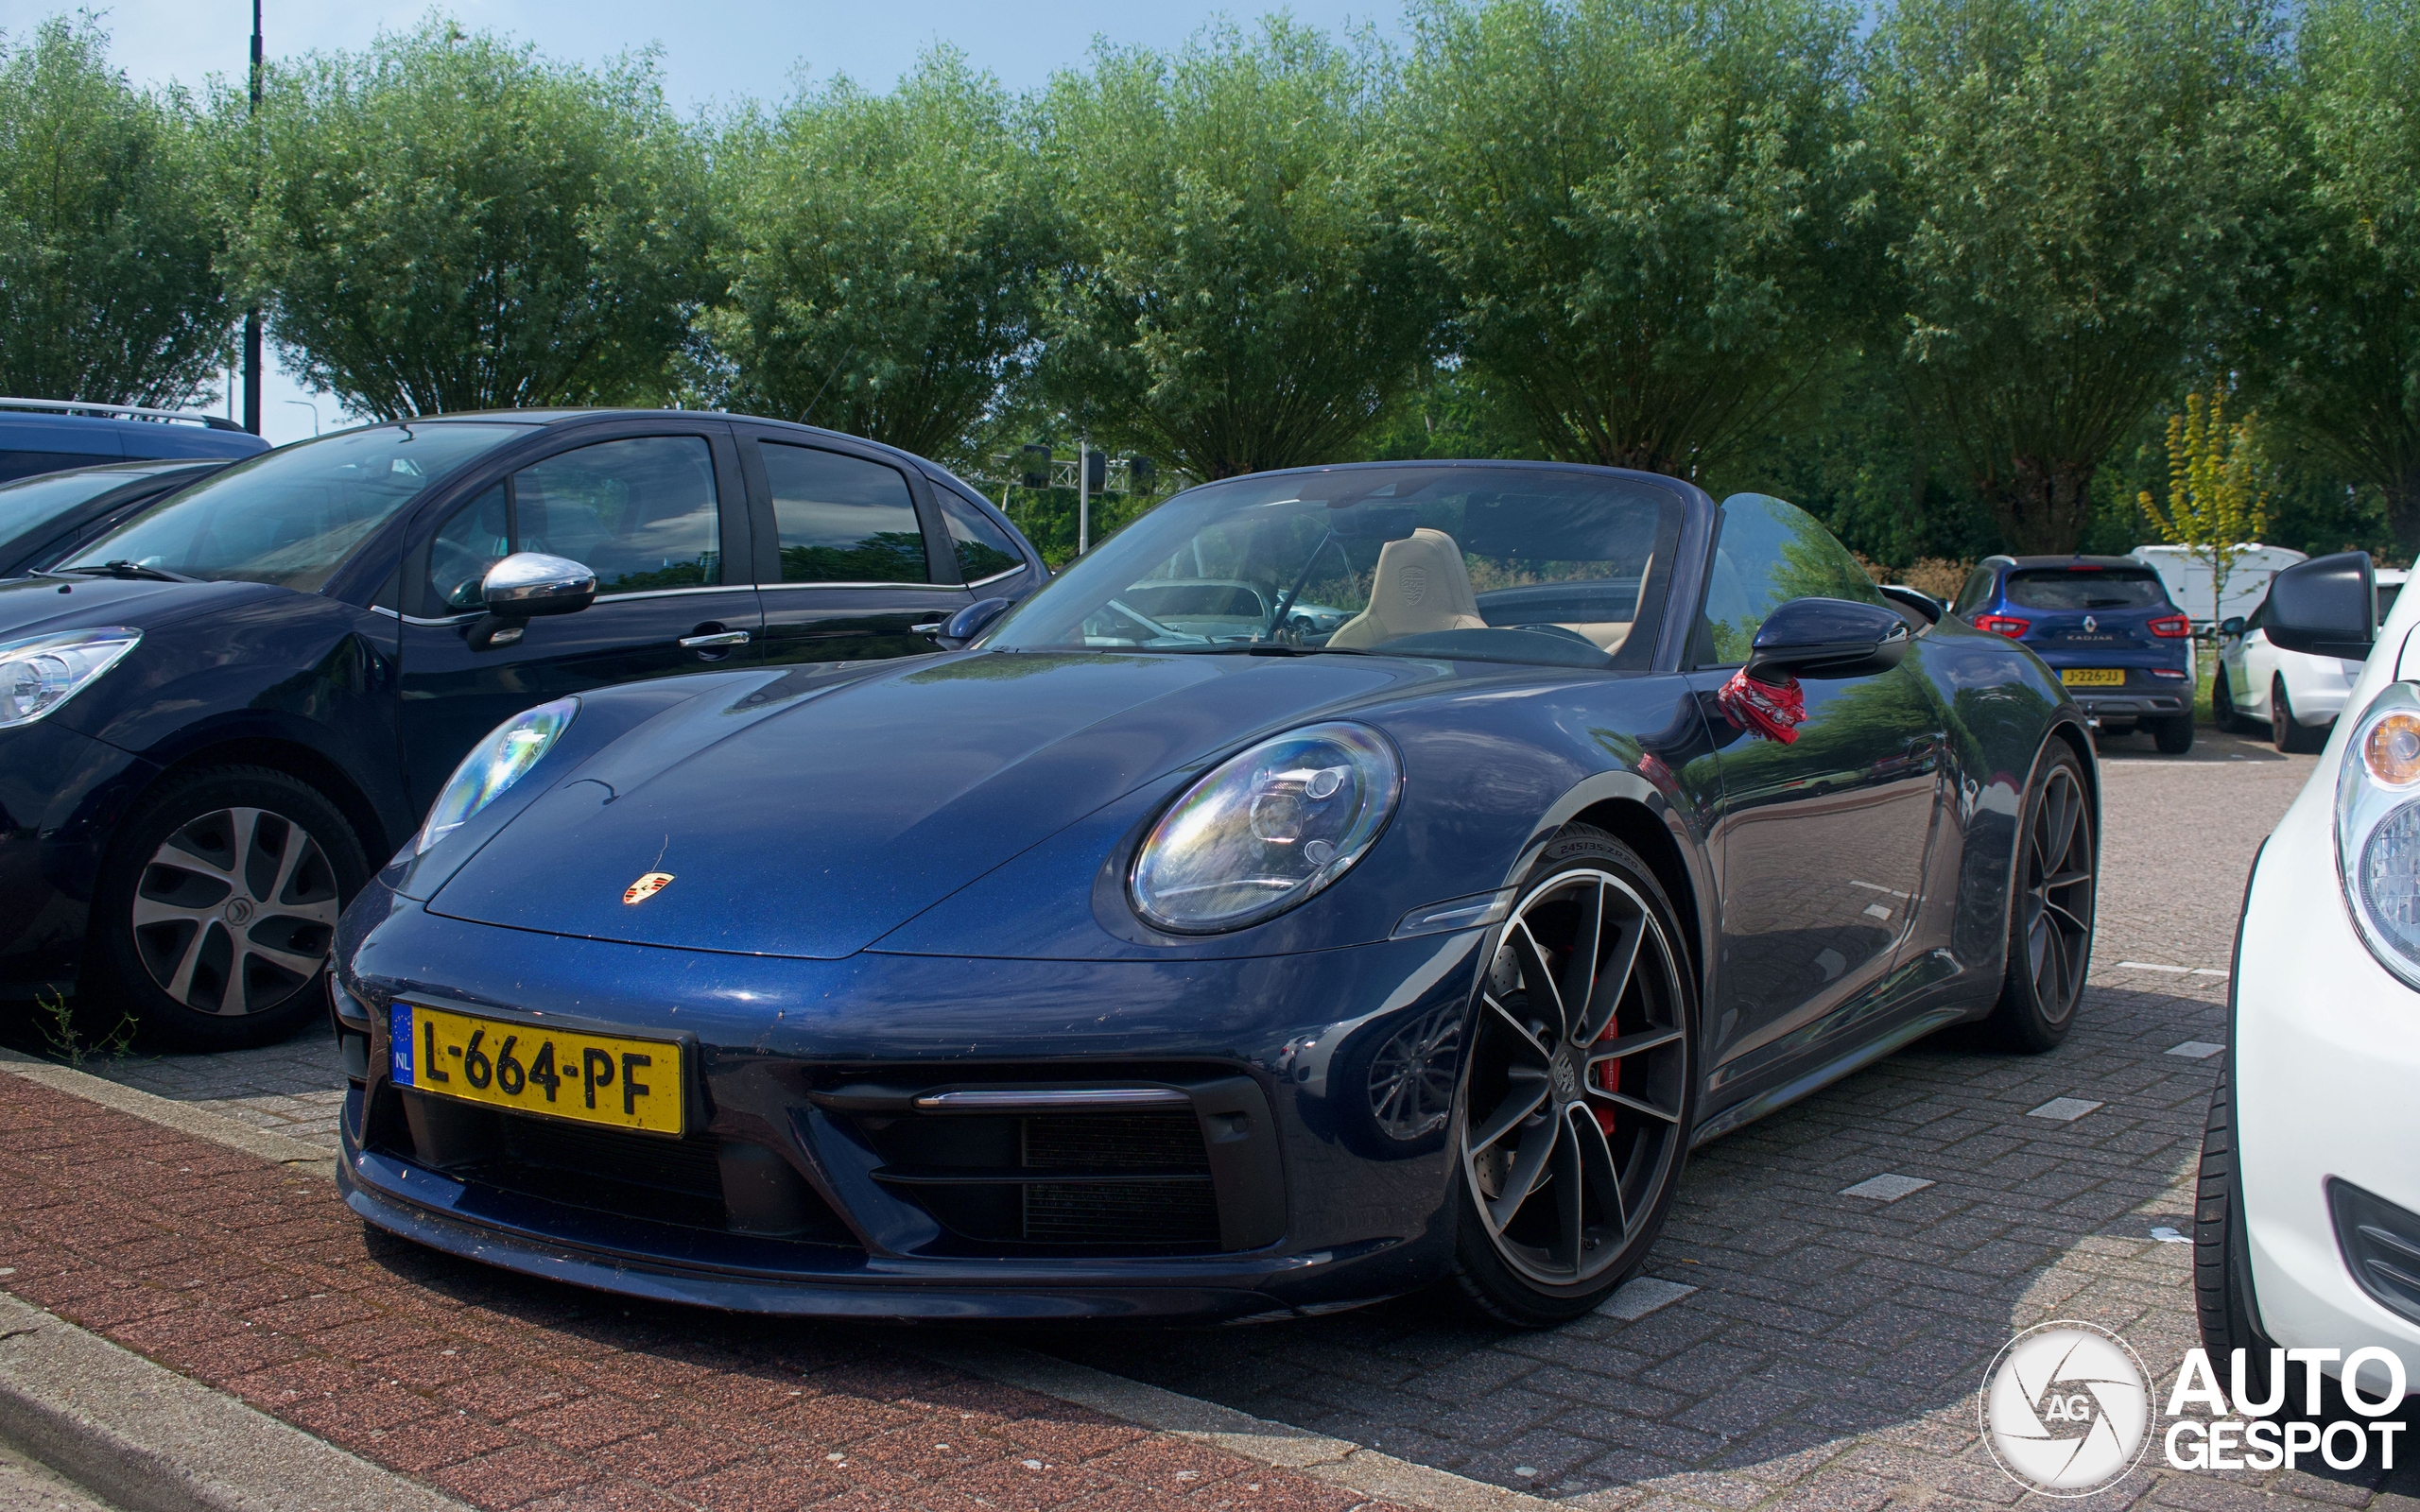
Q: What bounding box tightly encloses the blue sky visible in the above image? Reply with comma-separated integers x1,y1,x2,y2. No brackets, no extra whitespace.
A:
47,0,1403,441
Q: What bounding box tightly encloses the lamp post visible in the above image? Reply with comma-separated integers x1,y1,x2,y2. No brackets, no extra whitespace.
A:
242,0,263,437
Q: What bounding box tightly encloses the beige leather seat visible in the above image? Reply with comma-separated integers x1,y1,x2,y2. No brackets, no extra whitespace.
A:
1327,528,1487,650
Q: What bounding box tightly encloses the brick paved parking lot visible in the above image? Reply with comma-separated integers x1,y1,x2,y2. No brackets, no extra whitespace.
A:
9,723,2415,1512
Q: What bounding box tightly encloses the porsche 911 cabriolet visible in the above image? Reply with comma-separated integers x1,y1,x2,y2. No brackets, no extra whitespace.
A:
331,461,2097,1326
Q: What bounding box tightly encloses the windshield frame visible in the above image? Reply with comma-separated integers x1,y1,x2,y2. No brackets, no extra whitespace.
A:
982,459,1704,673
57,421,538,596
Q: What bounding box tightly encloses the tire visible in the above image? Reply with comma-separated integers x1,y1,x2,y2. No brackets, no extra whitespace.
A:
2214,669,2248,734
2272,678,2324,755
1450,825,1699,1326
1984,743,2096,1053
2196,1059,2279,1409
86,765,369,1050
2154,715,2195,755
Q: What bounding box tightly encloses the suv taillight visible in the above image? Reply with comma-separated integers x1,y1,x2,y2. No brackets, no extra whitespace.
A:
1974,614,2030,638
2149,614,2190,638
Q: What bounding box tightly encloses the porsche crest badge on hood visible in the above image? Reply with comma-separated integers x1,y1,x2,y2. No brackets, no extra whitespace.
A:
623,872,673,904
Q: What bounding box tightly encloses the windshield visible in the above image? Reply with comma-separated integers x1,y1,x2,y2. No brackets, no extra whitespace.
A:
986,465,1685,669
60,423,528,591
2005,569,2171,610
0,469,150,543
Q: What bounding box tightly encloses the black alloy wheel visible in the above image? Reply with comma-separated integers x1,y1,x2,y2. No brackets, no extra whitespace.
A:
1986,743,2096,1052
1453,826,1696,1325
2214,668,2246,733
2272,677,2324,755
89,765,368,1049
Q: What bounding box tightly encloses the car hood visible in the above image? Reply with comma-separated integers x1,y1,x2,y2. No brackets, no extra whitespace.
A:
0,571,259,640
426,650,1416,958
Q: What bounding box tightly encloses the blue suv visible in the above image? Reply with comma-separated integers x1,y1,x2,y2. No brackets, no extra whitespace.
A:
1950,554,2196,753
0,399,268,485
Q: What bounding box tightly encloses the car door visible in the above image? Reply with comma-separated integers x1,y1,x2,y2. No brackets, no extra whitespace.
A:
734,428,973,667
396,423,761,812
2239,596,2278,719
1693,494,1945,1076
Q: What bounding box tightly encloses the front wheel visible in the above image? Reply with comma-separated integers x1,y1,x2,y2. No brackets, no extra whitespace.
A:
2272,679,2325,755
2214,668,2247,733
2196,1060,2279,1405
1984,742,2096,1052
1451,825,1698,1326
86,765,369,1050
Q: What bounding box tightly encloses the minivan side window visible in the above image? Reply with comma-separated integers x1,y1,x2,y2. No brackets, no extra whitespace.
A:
762,443,930,584
937,490,1025,585
424,437,721,610
1694,493,1883,665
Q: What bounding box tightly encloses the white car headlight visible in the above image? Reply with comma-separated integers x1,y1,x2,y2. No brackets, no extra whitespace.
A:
1131,722,1401,933
2336,681,2420,986
0,627,141,729
418,697,578,854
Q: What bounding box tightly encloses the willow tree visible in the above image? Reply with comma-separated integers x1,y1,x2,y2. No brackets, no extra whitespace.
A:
0,16,228,405
1037,21,1440,480
1865,0,2284,554
2268,0,2420,556
1393,0,1862,477
240,19,710,419
703,49,1050,461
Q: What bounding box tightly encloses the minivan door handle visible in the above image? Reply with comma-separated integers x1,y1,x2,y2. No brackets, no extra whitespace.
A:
679,628,752,649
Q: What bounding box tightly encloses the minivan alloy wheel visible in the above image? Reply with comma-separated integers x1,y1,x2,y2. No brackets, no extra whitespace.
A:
1461,865,1689,1289
130,805,341,1016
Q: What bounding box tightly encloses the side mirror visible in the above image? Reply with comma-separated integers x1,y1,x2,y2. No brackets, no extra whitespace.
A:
481,552,596,618
1878,584,1942,624
938,595,1013,648
2219,616,2246,638
2264,551,2374,660
1746,596,1910,680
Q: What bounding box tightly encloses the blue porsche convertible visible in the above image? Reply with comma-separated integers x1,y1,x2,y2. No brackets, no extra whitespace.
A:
332,462,2095,1326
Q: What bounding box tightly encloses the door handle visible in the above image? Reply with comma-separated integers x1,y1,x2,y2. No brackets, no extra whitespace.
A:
679,629,752,649
910,622,943,635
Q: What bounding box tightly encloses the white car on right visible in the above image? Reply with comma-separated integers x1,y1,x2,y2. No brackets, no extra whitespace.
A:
2216,567,2407,753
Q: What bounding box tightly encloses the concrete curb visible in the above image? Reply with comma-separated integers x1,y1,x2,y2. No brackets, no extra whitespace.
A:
918,1341,1559,1512
3,1044,1556,1512
0,1292,467,1512
0,1050,333,1179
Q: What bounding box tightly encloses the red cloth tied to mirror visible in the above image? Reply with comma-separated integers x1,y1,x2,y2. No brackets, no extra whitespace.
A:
1719,667,1806,744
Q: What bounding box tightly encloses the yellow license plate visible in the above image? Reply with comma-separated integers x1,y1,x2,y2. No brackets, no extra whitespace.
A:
2061,668,2126,687
391,1003,683,1135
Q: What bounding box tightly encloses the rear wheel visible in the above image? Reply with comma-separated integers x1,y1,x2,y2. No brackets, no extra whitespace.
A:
1451,826,1697,1327
87,765,368,1050
1984,743,2096,1052
2154,715,2195,755
2272,678,2324,754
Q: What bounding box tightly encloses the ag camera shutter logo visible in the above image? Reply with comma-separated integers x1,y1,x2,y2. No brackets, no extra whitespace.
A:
1980,1321,2152,1495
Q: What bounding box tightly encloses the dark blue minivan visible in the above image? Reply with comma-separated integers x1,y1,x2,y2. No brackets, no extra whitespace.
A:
0,410,1046,1047
1950,554,2196,752
0,399,268,484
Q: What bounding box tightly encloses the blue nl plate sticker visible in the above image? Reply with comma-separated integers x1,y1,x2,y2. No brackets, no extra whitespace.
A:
390,1001,416,1086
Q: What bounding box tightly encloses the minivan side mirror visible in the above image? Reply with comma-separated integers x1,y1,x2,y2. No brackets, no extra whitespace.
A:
2263,551,2374,660
481,552,597,618
938,595,1014,648
1746,596,1910,680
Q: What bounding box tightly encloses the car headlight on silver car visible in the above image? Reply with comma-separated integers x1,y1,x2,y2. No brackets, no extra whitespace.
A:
1131,722,1402,933
417,696,579,854
2336,681,2420,987
0,627,142,729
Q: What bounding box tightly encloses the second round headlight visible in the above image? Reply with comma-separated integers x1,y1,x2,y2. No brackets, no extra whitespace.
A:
418,696,579,854
1131,722,1401,934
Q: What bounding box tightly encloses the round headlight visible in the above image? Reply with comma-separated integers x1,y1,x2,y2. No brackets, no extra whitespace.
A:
1131,722,1401,934
418,696,578,854
2338,683,2420,987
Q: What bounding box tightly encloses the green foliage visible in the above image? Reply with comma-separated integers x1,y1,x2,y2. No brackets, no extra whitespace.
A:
2137,388,2273,610
2266,0,2420,554
778,532,930,583
0,16,228,405
1865,0,2287,554
998,485,1162,569
701,50,1050,465
237,18,710,419
35,985,134,1067
1394,0,1863,477
1036,20,1441,480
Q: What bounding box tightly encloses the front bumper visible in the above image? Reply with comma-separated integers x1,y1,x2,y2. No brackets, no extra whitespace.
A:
0,719,156,997
335,885,1484,1321
2235,781,2420,1385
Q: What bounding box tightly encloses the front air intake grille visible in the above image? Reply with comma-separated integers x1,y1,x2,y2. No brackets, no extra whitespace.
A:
1024,1112,1207,1169
2330,1177,2420,1324
1022,1111,1220,1247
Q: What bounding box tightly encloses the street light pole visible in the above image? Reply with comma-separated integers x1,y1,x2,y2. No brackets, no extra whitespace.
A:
242,0,263,437
1077,434,1089,556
